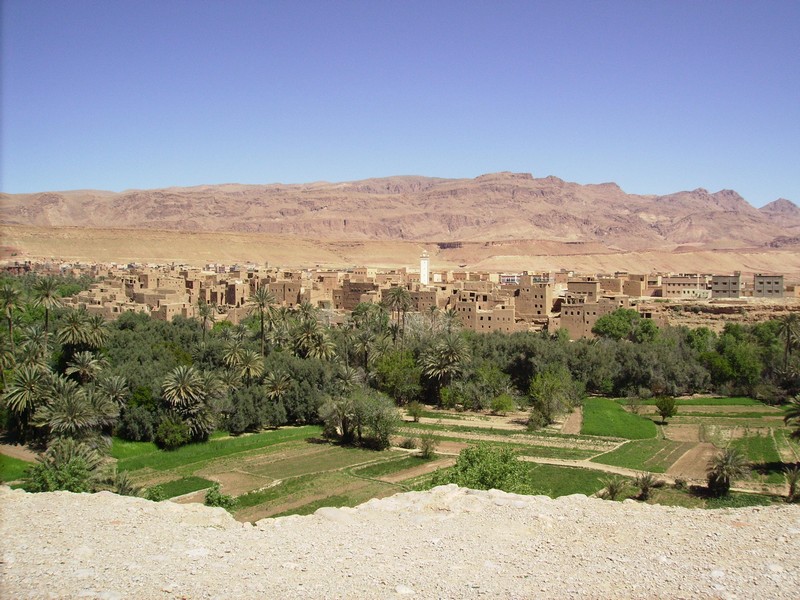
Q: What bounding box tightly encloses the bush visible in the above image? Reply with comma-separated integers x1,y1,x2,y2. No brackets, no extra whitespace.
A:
399,437,417,449
418,434,438,459
599,475,628,501
491,393,516,416
527,408,549,431
407,401,424,423
153,415,191,450
116,406,156,441
673,477,687,490
654,396,677,424
145,485,166,502
432,443,536,495
634,472,660,501
22,438,104,494
204,482,235,511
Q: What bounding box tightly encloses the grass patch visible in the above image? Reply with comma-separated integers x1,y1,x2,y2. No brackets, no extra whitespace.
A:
582,398,658,439
416,410,489,421
705,492,776,509
733,433,786,484
111,438,158,460
118,426,321,472
523,463,609,497
158,476,215,498
592,439,693,473
353,455,431,479
0,454,34,483
246,444,398,480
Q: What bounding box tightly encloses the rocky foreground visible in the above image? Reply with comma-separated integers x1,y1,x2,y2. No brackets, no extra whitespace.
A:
1,485,799,599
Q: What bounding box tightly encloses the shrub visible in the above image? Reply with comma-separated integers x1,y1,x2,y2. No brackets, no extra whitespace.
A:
785,466,800,503
116,406,156,442
599,476,628,501
144,485,166,502
22,438,104,494
634,472,660,501
491,393,516,416
527,408,549,431
113,471,141,497
204,482,235,511
418,434,438,459
432,443,536,495
673,477,687,491
707,447,749,498
153,414,191,450
399,437,417,450
654,396,677,424
406,401,424,423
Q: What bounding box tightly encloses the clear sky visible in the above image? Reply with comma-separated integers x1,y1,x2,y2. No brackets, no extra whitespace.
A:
2,1,798,206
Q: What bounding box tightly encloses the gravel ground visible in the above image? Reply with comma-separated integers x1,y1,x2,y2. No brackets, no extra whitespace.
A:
1,484,799,599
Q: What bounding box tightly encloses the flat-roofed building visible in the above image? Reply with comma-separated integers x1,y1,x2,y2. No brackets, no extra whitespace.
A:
754,274,784,298
711,273,743,299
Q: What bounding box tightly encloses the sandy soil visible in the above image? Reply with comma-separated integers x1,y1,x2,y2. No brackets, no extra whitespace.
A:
663,424,703,443
6,224,800,275
560,407,583,435
667,443,719,480
0,444,38,463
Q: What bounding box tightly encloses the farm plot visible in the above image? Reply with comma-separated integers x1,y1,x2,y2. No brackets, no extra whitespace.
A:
581,398,658,439
591,439,696,473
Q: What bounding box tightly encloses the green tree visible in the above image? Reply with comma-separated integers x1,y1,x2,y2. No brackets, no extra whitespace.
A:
784,397,800,439
23,437,104,493
421,332,470,401
706,447,749,497
777,313,800,372
432,443,536,494
65,351,107,384
654,396,677,424
0,282,20,352
33,276,62,341
528,365,584,425
248,286,275,356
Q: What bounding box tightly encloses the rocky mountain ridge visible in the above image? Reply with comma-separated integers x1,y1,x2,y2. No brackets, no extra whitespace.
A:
2,172,799,252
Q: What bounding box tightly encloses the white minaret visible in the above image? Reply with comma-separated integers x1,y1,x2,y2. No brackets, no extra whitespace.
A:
420,250,429,286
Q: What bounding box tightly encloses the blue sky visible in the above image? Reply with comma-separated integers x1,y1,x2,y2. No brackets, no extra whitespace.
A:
2,1,798,206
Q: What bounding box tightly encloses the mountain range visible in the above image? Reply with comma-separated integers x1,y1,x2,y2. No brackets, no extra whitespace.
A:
2,172,799,252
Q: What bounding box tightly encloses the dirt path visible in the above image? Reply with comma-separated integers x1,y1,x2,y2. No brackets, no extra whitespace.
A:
560,407,583,435
667,443,718,480
0,444,38,462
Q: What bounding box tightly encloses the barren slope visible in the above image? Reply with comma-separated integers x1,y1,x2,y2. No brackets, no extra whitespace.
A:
2,485,798,599
3,172,799,250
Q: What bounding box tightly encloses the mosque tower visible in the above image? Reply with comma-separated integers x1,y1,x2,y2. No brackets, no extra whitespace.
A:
420,250,429,286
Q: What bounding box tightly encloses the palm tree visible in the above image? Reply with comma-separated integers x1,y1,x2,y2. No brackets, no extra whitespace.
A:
248,286,276,356
65,351,107,384
0,282,20,352
777,314,800,372
422,332,470,393
293,319,322,359
263,370,292,400
238,349,265,386
33,277,62,341
785,396,800,439
85,314,109,350
385,286,412,339
296,301,317,324
162,365,204,409
57,308,90,349
222,338,245,370
33,376,100,443
98,375,130,407
196,299,216,346
20,324,49,365
707,447,749,497
2,364,47,439
442,308,460,333
0,335,15,388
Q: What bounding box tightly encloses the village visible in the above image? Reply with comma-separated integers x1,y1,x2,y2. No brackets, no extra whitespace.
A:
4,253,798,339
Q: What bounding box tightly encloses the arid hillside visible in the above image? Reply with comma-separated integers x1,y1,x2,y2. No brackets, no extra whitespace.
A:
3,172,800,248
3,172,800,274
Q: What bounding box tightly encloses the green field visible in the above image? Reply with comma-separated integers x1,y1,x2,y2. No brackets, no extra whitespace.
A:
158,476,215,498
617,397,761,406
0,454,33,483
582,398,658,439
523,463,611,497
353,455,433,479
733,433,785,483
591,439,694,473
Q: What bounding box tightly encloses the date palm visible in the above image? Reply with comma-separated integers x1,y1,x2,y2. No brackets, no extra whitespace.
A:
98,375,130,407
263,370,292,401
57,308,90,349
778,313,800,372
707,447,749,497
248,286,275,356
385,286,412,339
0,335,15,388
20,324,49,366
66,351,107,384
162,365,204,409
3,364,47,438
85,314,109,350
422,332,470,391
196,299,215,346
1,281,20,352
33,277,62,340
34,376,100,443
238,349,265,386
222,338,245,369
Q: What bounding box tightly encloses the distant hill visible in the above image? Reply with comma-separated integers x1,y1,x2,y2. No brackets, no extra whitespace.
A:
2,172,799,252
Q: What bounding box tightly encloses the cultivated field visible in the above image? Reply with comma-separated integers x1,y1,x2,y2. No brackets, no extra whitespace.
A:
2,396,797,516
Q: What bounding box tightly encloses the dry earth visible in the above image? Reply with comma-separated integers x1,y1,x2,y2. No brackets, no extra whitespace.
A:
2,485,799,599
